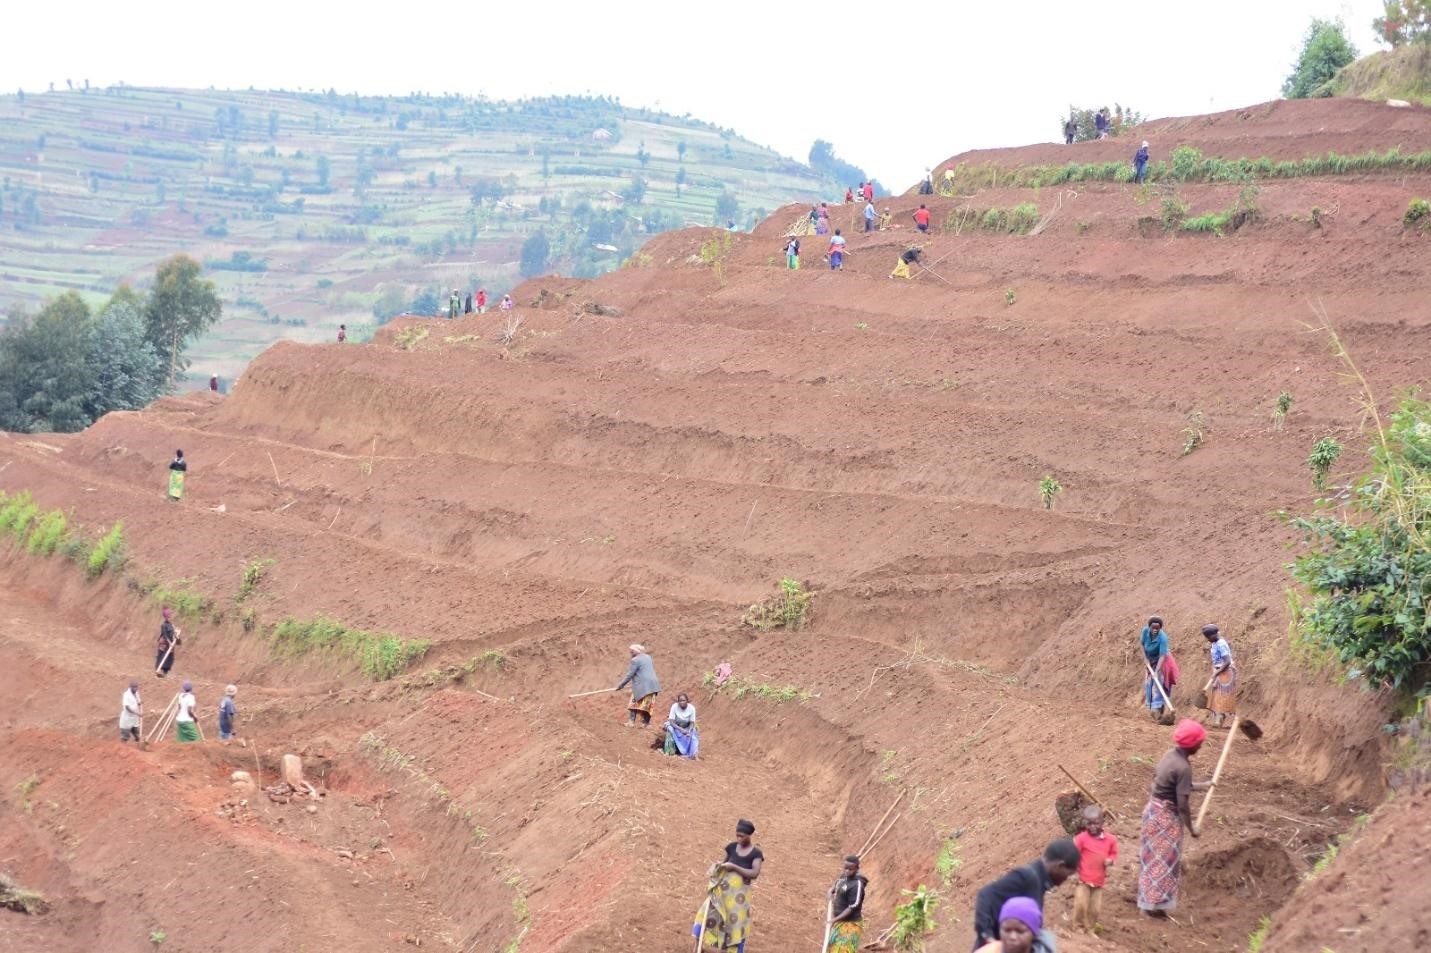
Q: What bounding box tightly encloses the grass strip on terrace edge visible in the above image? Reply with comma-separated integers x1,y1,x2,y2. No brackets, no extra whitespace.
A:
271,616,430,681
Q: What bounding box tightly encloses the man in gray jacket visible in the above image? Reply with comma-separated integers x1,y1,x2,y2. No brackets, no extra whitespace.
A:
615,643,661,728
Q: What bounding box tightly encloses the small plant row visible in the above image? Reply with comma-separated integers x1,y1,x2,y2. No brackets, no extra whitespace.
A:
702,671,815,703
271,616,430,681
943,203,1041,235
939,146,1431,194
0,490,126,578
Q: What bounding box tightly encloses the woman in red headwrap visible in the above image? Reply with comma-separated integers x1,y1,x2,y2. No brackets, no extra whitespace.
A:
1138,719,1214,917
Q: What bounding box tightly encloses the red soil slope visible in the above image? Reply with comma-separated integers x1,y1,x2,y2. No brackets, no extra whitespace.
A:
2,98,1428,953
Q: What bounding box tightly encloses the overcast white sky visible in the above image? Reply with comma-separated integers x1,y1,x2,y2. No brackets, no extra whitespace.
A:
6,0,1386,189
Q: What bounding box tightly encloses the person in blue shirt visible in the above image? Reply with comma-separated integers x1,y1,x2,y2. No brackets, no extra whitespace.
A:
863,201,876,233
1133,141,1150,184
218,684,238,741
1201,625,1238,728
1141,617,1173,720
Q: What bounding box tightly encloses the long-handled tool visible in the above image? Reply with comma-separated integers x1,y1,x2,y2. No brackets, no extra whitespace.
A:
154,627,181,677
145,693,180,743
820,899,834,953
1143,656,1176,721
1057,764,1116,820
692,896,710,953
1195,714,1241,833
568,688,615,699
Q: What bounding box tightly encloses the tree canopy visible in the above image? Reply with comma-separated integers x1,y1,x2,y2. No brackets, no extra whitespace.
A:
144,254,222,388
1283,19,1359,98
1374,0,1431,46
519,231,551,278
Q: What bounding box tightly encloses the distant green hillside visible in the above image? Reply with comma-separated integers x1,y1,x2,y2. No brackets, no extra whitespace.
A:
1331,44,1431,105
0,87,831,382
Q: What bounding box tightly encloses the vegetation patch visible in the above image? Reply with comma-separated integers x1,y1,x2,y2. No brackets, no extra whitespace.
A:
0,872,49,915
86,522,127,578
0,491,41,541
271,616,430,680
741,577,813,630
392,325,430,350
1405,197,1431,228
237,558,275,600
703,673,815,703
889,885,939,951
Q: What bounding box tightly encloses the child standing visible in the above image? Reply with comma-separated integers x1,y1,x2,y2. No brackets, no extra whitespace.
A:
218,684,238,741
1073,805,1119,932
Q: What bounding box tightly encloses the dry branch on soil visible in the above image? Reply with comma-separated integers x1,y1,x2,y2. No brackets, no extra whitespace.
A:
0,873,49,915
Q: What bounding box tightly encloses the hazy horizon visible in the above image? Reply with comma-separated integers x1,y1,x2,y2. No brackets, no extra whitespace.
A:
6,0,1390,188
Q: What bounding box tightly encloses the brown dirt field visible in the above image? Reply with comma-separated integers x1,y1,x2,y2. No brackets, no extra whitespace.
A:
1,97,1427,952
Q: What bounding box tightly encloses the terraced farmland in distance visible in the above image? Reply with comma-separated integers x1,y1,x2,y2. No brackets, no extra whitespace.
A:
0,87,833,383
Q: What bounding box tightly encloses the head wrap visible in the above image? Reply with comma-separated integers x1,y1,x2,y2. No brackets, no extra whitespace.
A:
735,819,755,835
225,684,238,696
629,643,645,654
1173,719,1207,749
1142,140,1149,148
162,607,173,620
1202,624,1220,636
998,896,1043,933
181,681,194,693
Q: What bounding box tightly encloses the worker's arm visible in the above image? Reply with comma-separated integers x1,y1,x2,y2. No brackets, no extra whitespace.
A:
973,867,1031,941
721,855,761,881
614,660,636,691
832,879,861,922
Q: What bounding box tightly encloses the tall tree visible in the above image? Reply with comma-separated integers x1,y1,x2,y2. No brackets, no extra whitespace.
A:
144,255,222,388
519,231,550,278
88,301,166,418
1283,19,1359,98
1375,0,1431,46
0,293,97,433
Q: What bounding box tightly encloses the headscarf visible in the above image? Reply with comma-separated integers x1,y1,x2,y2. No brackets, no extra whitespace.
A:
1173,719,1207,750
629,643,646,654
225,684,238,696
181,681,194,693
735,819,755,835
998,896,1043,933
162,607,173,620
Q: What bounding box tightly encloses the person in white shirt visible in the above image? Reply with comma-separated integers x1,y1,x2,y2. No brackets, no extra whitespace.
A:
119,680,142,742
175,681,200,743
663,693,699,758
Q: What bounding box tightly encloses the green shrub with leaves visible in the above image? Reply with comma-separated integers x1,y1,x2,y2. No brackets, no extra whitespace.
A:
1406,197,1431,228
1161,193,1190,229
25,509,68,556
1273,391,1294,430
237,558,275,600
1006,203,1040,234
1039,475,1063,509
890,885,939,952
0,491,40,541
87,523,126,578
1282,18,1358,99
1285,393,1430,691
741,578,813,630
1307,437,1343,489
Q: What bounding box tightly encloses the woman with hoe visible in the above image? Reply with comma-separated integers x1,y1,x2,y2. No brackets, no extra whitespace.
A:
1138,719,1214,917
693,819,764,950
614,644,661,728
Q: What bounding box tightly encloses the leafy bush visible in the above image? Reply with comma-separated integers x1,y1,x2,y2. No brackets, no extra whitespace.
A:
25,509,68,556
87,523,126,578
1283,19,1358,99
1273,391,1294,430
890,885,939,952
741,578,813,630
0,492,40,541
1006,203,1040,234
270,616,430,680
1039,475,1063,509
144,582,212,618
1307,437,1343,489
1406,197,1431,228
1161,193,1190,229
1285,393,1430,691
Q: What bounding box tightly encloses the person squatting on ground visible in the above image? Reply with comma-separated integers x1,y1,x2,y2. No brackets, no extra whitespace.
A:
972,838,1079,951
827,855,869,952
664,693,699,758
1202,624,1238,727
615,643,661,727
155,607,181,677
1140,616,1177,721
785,237,800,270
878,208,893,230
694,819,764,951
890,245,923,279
175,681,200,743
1072,805,1119,932
913,204,931,233
974,897,1047,953
167,449,187,501
1133,141,1150,184
119,679,142,742
828,229,847,270
219,684,238,741
1139,719,1213,916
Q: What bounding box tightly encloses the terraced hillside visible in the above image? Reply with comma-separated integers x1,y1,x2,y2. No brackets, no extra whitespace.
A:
0,97,1428,953
0,87,832,383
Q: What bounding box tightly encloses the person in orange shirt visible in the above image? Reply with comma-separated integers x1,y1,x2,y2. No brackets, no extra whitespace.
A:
913,204,932,232
1072,806,1119,932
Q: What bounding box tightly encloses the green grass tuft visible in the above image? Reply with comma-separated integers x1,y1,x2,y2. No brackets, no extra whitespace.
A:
25,508,69,556
270,616,430,680
87,523,126,578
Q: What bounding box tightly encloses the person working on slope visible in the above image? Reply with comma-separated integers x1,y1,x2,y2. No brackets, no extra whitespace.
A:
449,289,460,320
1133,141,1150,184
1139,720,1213,917
826,855,869,952
864,200,876,233
119,679,142,743
890,245,923,279
845,186,854,203
167,449,187,501
337,323,347,343
614,643,661,727
694,819,764,951
1063,116,1078,145
1201,624,1238,727
663,693,699,758
476,288,487,313
862,181,874,204
972,839,1080,951
827,229,847,270
913,204,931,233
1140,616,1177,721
218,684,239,741
155,607,181,677
785,236,800,270
175,681,200,743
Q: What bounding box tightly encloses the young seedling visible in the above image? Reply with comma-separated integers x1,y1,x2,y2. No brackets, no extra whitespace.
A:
1307,437,1342,490
1004,288,1017,306
1039,475,1062,510
1182,411,1206,456
1272,391,1293,430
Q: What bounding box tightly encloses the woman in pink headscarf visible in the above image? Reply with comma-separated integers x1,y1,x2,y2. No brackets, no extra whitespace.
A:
1138,719,1213,916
